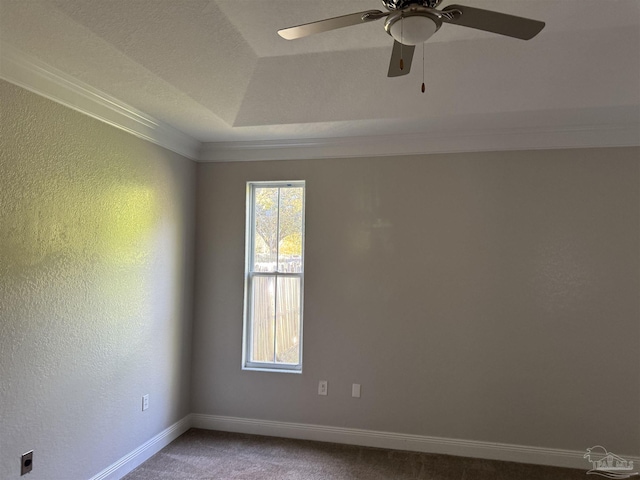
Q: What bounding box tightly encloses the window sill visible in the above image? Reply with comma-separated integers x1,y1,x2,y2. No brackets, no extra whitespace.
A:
242,365,302,374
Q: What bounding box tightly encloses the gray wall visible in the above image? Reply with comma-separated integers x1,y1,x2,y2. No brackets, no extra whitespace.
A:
192,148,639,456
2,75,638,479
0,80,196,480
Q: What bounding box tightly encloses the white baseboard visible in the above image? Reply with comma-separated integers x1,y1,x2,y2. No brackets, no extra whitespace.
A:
88,415,192,480
84,413,640,477
191,414,629,471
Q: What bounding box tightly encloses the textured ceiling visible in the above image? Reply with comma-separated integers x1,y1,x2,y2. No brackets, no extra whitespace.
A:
1,0,639,145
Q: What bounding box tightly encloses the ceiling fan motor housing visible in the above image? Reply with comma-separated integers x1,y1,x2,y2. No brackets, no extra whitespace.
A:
381,0,443,10
384,8,443,45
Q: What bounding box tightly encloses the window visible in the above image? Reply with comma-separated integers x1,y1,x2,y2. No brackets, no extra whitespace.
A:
243,181,305,372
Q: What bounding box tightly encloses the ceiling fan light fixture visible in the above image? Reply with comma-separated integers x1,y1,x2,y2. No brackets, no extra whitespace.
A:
385,10,442,46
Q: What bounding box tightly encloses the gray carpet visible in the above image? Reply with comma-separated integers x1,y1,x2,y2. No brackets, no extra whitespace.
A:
122,429,587,479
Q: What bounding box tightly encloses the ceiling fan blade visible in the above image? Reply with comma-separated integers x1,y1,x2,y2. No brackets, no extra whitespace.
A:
278,10,386,40
442,5,545,40
388,41,415,77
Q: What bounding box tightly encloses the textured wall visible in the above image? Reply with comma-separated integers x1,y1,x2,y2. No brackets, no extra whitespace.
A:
0,80,196,480
192,148,639,456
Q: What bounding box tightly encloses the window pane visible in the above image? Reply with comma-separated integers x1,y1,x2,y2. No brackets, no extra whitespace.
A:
253,188,278,272
278,187,304,273
245,181,304,371
275,276,301,364
251,276,275,363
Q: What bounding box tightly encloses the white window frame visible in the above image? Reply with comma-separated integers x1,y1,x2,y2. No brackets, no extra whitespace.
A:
242,181,305,373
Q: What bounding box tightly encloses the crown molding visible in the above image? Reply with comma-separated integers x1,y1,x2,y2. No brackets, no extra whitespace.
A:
0,43,201,160
3,43,637,163
199,121,640,162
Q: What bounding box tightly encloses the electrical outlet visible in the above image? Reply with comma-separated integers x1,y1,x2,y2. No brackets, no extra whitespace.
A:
142,394,149,411
352,383,361,398
21,450,33,475
318,380,328,396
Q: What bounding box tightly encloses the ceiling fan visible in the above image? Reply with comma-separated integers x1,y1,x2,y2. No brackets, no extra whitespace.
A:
278,0,545,78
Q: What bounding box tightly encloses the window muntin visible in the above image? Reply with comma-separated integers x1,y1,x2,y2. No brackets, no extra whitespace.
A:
244,182,305,372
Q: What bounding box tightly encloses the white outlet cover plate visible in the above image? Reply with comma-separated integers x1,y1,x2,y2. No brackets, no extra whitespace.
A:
352,384,361,398
318,381,327,396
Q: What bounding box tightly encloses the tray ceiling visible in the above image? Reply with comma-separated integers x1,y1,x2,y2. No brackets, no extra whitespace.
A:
1,0,638,157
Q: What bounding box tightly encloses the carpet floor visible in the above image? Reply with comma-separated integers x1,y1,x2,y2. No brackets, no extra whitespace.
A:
122,429,587,479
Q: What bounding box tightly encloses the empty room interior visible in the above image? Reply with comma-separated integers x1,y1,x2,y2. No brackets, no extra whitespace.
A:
0,1,639,479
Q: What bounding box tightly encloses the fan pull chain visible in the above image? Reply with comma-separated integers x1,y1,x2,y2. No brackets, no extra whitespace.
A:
421,42,425,93
399,17,404,70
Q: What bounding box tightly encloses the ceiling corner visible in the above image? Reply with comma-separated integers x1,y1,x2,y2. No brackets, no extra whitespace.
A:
1,43,202,160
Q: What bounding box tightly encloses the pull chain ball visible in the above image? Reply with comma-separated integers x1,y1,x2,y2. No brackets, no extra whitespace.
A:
399,17,404,70
421,42,426,93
